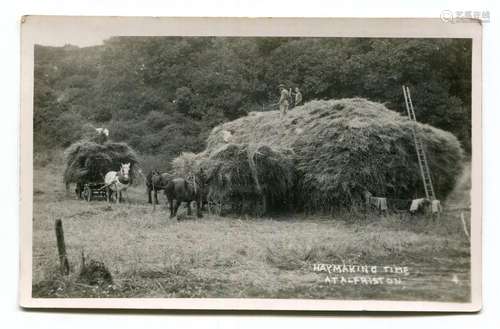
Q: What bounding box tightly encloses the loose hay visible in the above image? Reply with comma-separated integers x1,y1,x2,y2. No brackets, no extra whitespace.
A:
206,144,296,214
63,141,139,186
78,259,113,286
172,152,201,179
176,98,464,214
172,145,296,215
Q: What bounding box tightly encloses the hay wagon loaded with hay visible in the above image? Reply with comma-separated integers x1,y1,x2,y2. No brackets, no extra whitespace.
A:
63,140,138,200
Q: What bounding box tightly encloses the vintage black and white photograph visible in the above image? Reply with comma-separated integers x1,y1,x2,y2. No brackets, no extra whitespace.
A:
19,17,481,311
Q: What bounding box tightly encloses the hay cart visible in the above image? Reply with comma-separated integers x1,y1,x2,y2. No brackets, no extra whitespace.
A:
82,182,108,202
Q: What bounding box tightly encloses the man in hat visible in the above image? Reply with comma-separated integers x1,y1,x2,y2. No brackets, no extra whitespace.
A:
278,84,290,119
294,87,303,107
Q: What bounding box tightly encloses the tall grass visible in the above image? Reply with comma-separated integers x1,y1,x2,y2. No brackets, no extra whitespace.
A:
32,162,471,301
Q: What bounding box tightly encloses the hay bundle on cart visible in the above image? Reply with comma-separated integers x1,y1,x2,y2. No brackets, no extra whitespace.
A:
175,98,464,214
63,140,139,194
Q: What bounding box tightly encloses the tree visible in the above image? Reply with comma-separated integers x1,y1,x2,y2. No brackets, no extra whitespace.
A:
33,37,472,160
175,86,194,115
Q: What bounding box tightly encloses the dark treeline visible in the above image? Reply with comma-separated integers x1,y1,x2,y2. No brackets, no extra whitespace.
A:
34,37,472,166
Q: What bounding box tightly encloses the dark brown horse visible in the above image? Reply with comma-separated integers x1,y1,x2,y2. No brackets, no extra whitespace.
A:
146,170,172,204
165,177,205,219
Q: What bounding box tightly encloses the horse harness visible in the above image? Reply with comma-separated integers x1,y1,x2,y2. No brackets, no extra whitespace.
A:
108,168,130,190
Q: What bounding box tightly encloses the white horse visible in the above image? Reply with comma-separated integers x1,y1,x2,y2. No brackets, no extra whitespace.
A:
104,163,131,204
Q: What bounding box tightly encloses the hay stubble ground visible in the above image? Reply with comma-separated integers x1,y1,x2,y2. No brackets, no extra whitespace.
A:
32,163,471,302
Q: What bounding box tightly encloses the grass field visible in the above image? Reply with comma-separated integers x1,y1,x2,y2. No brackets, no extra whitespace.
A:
32,160,471,301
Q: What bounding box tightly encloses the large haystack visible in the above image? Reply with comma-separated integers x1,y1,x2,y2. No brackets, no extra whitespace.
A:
63,141,139,187
176,98,464,213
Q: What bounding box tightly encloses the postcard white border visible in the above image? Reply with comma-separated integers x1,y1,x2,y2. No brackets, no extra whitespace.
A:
19,16,482,312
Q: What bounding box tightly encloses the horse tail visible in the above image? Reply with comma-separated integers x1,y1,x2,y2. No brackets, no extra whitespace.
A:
164,178,174,199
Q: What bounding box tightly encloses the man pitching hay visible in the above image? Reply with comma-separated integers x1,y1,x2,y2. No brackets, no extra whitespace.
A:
278,84,290,119
293,87,302,107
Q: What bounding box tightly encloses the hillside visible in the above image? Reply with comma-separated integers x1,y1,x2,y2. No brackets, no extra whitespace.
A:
34,37,472,169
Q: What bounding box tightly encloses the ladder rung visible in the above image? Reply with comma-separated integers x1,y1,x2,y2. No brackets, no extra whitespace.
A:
403,85,437,201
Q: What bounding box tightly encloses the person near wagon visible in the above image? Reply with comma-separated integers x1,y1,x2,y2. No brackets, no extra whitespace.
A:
278,84,290,119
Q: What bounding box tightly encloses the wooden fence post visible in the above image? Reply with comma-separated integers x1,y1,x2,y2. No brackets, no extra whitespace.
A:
55,219,70,275
460,212,470,240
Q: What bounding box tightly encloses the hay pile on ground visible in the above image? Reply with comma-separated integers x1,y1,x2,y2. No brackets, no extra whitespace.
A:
175,98,464,213
63,141,138,186
78,259,113,286
173,146,297,214
205,144,296,214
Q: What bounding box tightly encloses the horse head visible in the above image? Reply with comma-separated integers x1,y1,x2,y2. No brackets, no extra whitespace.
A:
118,163,131,184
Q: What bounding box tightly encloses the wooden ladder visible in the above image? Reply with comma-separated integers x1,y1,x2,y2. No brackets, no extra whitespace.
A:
402,85,436,201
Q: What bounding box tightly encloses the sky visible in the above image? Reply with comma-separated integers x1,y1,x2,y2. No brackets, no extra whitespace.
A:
23,16,123,47
38,35,110,47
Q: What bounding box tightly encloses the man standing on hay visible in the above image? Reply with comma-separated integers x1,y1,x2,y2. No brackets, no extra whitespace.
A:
278,84,290,119
293,87,302,107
